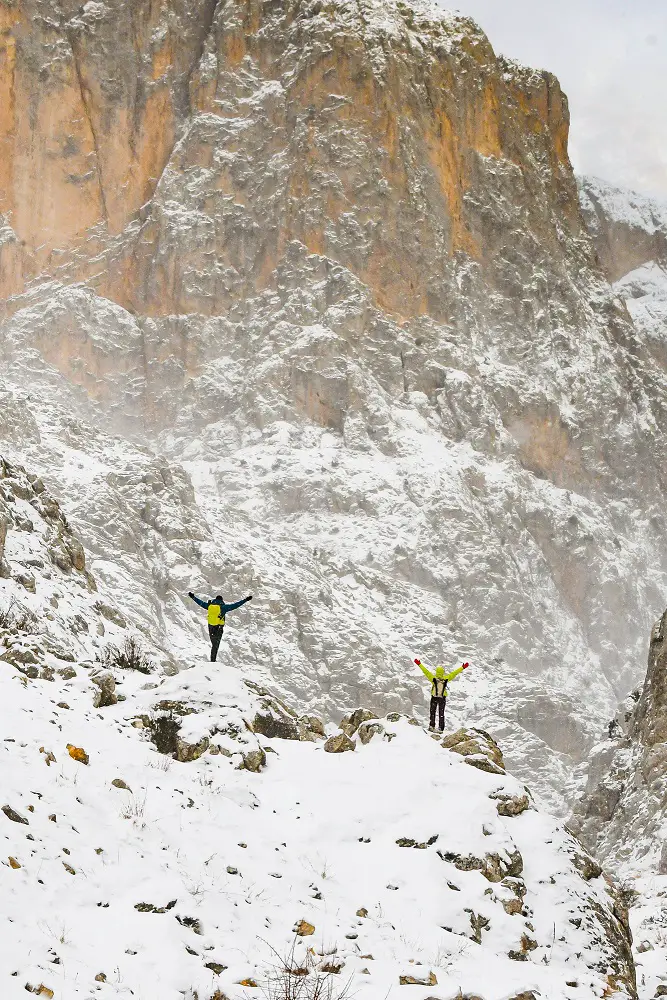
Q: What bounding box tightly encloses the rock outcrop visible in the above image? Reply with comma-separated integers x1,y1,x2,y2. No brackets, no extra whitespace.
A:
579,176,667,284
570,608,667,869
569,608,667,998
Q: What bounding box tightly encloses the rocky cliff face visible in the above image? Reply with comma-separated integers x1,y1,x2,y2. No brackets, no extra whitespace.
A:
570,609,667,869
569,610,667,998
2,0,667,813
579,176,667,285
2,0,583,313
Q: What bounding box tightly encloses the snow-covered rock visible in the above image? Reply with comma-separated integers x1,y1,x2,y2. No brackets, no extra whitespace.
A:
578,176,667,284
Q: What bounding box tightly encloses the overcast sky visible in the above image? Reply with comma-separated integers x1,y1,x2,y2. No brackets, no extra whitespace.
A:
449,0,667,200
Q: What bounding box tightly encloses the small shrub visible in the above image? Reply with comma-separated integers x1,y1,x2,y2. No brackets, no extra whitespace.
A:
121,793,147,825
101,636,154,674
260,938,353,1000
147,713,181,757
0,599,33,632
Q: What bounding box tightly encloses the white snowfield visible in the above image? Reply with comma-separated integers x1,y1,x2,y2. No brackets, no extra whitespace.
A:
0,656,635,1000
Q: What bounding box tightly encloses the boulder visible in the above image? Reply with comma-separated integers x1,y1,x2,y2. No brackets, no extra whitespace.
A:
294,919,315,936
252,707,300,741
399,972,437,986
324,733,356,753
2,804,29,825
247,680,323,741
66,744,89,765
0,643,41,666
437,847,523,882
570,847,602,881
14,571,35,592
66,537,86,571
499,876,527,916
508,932,538,962
357,721,385,745
91,669,118,708
177,736,210,763
442,728,505,773
298,715,326,741
491,792,531,817
241,748,267,772
339,708,378,737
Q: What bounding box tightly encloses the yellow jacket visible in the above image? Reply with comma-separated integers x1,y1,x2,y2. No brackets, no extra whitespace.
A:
418,662,465,698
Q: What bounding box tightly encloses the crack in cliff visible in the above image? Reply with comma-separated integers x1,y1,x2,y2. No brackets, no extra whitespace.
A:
63,25,110,230
183,0,224,118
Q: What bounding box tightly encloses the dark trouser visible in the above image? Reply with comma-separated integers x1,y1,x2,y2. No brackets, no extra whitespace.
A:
430,696,446,732
208,624,224,662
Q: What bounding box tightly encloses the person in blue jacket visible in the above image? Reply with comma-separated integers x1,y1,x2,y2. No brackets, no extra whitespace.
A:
188,591,252,661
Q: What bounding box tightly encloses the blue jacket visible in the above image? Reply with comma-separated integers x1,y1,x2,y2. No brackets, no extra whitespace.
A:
189,594,251,615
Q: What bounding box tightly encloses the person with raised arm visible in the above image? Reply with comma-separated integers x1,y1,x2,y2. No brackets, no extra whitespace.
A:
188,591,253,662
414,657,469,733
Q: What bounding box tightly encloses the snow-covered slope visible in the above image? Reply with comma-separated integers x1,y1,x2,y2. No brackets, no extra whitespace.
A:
0,459,639,998
579,178,667,245
614,262,667,356
578,176,667,379
4,239,667,814
1,644,637,999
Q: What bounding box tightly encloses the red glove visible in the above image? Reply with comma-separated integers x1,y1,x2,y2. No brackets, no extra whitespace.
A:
414,658,421,666
462,662,469,669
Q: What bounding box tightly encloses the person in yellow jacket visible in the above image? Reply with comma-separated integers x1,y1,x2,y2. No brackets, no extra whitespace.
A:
414,657,469,732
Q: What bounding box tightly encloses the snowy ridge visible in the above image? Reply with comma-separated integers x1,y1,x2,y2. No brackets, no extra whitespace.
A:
578,177,667,238
1,651,636,999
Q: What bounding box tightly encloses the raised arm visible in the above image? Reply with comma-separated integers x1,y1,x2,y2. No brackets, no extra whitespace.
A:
188,592,209,609
445,662,469,682
223,595,253,613
414,658,434,682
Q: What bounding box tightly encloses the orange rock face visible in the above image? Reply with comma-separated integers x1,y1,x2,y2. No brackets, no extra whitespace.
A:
0,0,216,297
0,0,590,322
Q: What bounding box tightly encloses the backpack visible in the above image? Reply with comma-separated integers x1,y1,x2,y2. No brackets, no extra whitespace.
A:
207,603,225,626
432,677,448,698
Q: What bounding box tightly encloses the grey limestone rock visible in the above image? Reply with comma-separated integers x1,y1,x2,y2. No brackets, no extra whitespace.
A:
91,669,118,709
